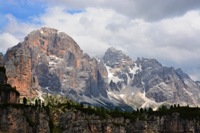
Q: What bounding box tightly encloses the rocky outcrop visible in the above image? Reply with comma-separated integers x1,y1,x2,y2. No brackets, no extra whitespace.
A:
0,106,50,133
103,47,136,91
4,44,32,97
0,67,6,84
0,53,3,67
2,27,200,109
103,47,133,67
132,58,200,105
127,113,200,133
1,105,200,133
57,108,200,133
59,110,126,133
102,48,200,108
0,67,20,104
3,27,108,101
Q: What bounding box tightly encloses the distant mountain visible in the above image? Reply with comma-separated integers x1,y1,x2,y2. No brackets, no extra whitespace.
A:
2,27,200,110
102,47,200,109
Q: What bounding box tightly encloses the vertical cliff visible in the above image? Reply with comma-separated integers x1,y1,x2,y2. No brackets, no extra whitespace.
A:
3,27,108,100
0,104,200,133
56,108,200,133
4,44,32,97
0,106,50,133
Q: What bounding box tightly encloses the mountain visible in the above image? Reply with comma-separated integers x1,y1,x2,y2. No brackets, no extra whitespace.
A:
3,27,111,105
2,27,200,109
103,48,200,108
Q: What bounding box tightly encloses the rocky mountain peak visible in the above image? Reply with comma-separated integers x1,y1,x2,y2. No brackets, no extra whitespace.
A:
103,47,132,67
3,27,108,100
175,68,190,80
2,27,200,110
136,58,163,71
24,27,82,58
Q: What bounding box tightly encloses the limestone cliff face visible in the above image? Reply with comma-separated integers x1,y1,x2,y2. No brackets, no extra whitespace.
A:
59,109,126,133
57,109,200,133
0,105,200,133
0,106,50,133
132,58,200,105
4,44,32,97
102,48,200,108
3,27,108,99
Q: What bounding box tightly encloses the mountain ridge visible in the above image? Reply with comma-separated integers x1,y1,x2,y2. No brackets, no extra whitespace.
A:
1,27,200,109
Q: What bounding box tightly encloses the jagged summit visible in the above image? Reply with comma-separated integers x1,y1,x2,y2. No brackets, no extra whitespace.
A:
3,27,108,102
103,47,132,67
1,27,200,110
23,27,82,57
102,47,200,108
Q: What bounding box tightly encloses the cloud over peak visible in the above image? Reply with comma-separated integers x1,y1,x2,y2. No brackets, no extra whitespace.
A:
0,0,200,80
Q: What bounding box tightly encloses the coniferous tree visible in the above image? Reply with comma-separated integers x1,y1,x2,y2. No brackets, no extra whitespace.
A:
38,99,41,107
140,108,144,113
35,99,38,107
148,107,153,113
23,97,27,105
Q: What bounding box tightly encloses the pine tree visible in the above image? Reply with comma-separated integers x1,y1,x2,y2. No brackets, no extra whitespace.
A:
23,97,27,105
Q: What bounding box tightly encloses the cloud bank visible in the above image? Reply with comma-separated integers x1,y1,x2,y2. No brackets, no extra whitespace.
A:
0,0,200,80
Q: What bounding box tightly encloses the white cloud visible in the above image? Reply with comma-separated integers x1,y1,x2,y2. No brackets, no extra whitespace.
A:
38,7,200,67
0,32,20,53
1,4,200,80
3,14,40,41
38,0,200,21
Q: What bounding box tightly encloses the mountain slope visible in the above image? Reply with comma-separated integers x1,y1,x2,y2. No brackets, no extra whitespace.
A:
3,27,108,103
102,48,200,108
2,27,200,109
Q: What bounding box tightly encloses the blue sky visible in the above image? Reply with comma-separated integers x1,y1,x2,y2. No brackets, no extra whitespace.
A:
0,0,200,80
0,1,46,22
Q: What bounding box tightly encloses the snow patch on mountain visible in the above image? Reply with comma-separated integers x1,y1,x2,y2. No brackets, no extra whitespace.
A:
129,63,141,75
105,65,123,83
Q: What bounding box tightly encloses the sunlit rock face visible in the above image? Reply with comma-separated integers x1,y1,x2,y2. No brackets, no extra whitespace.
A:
102,47,200,108
4,44,32,97
2,27,200,109
3,27,108,99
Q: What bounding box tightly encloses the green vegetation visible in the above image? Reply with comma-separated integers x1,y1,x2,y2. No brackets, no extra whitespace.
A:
2,93,200,133
151,104,200,120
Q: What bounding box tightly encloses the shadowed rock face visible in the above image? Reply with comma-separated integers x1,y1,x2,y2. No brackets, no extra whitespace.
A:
102,47,200,108
132,58,200,104
2,27,200,109
0,53,3,67
4,44,32,97
57,109,200,133
3,27,108,99
1,106,200,133
0,106,50,133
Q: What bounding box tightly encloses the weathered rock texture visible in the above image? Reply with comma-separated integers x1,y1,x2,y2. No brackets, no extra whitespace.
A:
57,109,200,133
0,105,200,133
3,27,108,100
102,47,200,108
0,106,50,133
4,44,32,97
2,27,200,109
0,67,20,104
132,58,200,105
